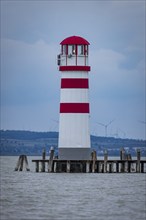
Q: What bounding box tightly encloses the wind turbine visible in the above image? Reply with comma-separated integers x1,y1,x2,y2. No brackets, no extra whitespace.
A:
51,119,59,124
118,128,126,139
112,128,126,139
112,128,119,138
49,118,59,131
96,119,115,137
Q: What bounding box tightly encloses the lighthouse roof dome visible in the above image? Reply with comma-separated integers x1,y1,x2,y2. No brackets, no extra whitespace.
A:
60,36,90,45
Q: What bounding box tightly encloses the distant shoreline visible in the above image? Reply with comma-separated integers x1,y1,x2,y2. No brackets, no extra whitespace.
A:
1,130,146,157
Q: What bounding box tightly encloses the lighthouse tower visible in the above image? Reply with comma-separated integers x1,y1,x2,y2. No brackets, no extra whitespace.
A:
57,36,91,160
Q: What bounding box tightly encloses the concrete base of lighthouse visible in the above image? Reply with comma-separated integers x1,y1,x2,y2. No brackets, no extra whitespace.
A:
58,148,91,160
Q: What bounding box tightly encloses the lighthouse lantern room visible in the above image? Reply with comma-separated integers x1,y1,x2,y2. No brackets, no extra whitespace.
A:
58,36,91,160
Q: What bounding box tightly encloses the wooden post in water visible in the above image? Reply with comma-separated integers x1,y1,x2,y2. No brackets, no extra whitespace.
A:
86,161,90,173
41,161,45,172
96,162,99,173
125,154,128,172
92,150,97,173
66,161,71,173
15,155,30,171
120,148,125,172
127,153,132,173
104,150,108,173
136,149,141,173
19,156,23,171
109,163,112,173
53,161,57,173
116,162,119,173
42,149,46,159
24,155,30,171
15,156,22,171
101,163,104,173
80,162,83,172
41,149,46,172
35,161,39,172
127,161,131,173
98,162,102,173
141,162,144,173
127,153,132,160
120,147,124,160
48,146,54,172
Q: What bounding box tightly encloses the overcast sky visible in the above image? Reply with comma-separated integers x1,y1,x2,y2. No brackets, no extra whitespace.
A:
1,0,145,140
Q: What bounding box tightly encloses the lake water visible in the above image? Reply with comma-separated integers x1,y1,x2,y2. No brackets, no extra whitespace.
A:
0,156,146,220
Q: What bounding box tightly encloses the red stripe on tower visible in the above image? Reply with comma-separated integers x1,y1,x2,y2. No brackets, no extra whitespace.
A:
60,103,89,113
61,78,89,89
59,66,90,71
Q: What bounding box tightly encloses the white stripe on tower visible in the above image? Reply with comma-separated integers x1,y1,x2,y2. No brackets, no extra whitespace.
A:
60,89,88,103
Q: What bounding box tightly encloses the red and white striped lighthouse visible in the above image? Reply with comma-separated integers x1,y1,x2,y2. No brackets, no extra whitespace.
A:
57,36,91,160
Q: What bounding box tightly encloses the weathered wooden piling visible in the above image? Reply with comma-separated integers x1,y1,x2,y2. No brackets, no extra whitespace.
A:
92,150,97,173
101,163,104,173
126,153,132,172
104,150,108,173
127,161,131,173
41,161,45,172
41,149,46,172
86,161,90,173
141,161,144,173
42,148,46,160
15,155,30,171
109,163,112,173
97,162,102,173
116,162,119,173
35,161,39,172
32,158,146,173
48,146,54,172
120,147,125,160
80,162,83,172
66,161,71,173
19,156,23,171
32,148,146,173
120,148,126,172
136,149,141,173
53,161,57,173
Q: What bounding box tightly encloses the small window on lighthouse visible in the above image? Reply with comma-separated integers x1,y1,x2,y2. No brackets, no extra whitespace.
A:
68,45,76,55
78,45,84,55
68,45,72,55
72,45,76,54
62,45,67,55
85,45,88,55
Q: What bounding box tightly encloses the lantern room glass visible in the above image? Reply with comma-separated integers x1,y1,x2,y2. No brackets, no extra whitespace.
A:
62,45,67,55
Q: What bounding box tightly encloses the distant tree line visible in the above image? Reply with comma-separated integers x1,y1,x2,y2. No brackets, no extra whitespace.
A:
0,130,58,140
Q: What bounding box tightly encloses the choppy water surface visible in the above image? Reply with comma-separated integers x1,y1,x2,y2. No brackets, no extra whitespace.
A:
0,156,146,220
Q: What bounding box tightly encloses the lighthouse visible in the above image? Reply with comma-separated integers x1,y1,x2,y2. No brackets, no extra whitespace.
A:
57,36,91,160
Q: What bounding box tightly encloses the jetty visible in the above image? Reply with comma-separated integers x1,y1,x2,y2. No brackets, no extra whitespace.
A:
15,155,30,171
32,148,146,173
